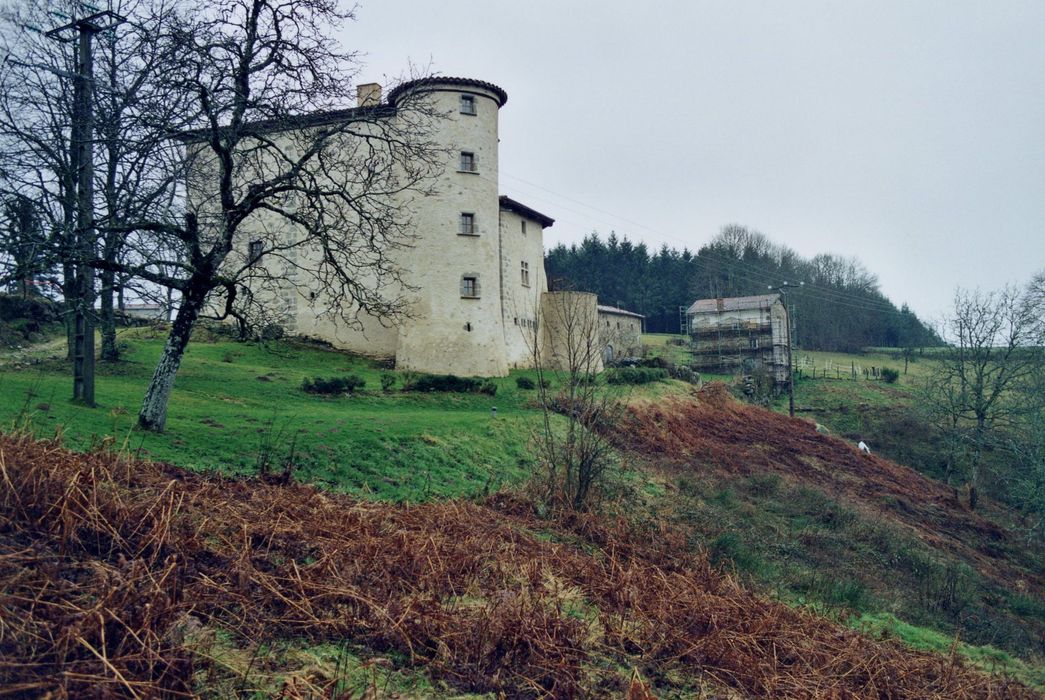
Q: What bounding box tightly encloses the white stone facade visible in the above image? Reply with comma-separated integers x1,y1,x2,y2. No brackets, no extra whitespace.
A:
199,76,641,377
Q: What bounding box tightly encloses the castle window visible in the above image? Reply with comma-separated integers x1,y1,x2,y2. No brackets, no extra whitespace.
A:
460,94,477,115
520,261,530,287
459,212,476,235
749,337,759,349
460,275,479,298
521,220,527,235
459,151,477,173
248,239,263,263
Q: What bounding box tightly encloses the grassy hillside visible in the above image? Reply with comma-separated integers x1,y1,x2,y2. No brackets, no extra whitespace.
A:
3,433,1039,698
616,390,1043,665
2,329,1042,694
0,327,553,501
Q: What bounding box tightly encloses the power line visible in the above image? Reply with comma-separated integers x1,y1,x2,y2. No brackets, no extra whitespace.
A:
496,170,912,314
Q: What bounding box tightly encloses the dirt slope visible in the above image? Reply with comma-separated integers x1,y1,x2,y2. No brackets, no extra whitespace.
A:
617,385,1043,596
1,433,1039,698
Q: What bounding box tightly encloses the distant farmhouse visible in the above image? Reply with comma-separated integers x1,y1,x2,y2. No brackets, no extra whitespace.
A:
687,294,790,383
189,76,639,376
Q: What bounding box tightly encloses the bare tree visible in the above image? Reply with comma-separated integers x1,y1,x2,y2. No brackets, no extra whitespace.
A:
528,292,620,511
0,0,82,353
88,0,443,431
927,285,1044,509
0,0,186,367
0,193,47,296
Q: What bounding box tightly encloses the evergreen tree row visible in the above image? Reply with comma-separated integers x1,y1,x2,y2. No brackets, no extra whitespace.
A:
544,225,938,352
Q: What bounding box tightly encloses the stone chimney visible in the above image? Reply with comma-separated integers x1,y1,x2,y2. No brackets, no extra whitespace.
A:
356,83,382,107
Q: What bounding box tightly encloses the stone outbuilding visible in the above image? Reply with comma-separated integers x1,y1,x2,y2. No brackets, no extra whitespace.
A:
597,305,644,363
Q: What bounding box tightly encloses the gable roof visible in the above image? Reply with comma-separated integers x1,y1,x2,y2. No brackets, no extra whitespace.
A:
499,196,555,228
687,294,780,315
597,304,644,319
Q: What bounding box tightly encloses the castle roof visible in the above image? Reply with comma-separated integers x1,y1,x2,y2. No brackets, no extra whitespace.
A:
597,304,645,319
499,196,555,228
687,294,780,315
388,77,508,107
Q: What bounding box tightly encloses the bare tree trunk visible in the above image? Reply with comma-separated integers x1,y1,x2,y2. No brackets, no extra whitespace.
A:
63,262,77,361
137,286,205,432
100,267,118,362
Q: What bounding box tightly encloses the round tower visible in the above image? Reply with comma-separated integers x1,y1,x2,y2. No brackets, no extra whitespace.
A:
387,78,510,376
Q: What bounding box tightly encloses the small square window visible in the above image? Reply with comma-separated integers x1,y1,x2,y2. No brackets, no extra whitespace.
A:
248,239,263,262
459,212,476,235
460,275,479,298
459,151,477,172
460,94,477,115
520,260,530,287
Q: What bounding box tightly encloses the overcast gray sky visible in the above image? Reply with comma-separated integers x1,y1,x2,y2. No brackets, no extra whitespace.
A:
343,1,1044,321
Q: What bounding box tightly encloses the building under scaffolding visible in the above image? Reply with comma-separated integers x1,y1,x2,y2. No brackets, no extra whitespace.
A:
686,294,790,384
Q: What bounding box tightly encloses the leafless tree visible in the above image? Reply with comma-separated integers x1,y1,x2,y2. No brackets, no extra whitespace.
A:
0,0,186,362
0,0,82,352
528,292,620,511
927,285,1045,509
87,0,444,431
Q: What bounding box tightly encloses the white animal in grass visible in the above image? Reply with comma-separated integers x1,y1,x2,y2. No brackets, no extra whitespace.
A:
858,441,871,455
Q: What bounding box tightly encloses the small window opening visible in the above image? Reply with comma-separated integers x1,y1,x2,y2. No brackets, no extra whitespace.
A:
460,94,477,115
459,151,477,172
520,260,530,287
521,220,527,235
460,275,479,298
465,322,472,332
459,212,476,235
248,239,263,262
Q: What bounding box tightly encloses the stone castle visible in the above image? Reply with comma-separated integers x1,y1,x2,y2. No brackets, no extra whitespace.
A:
199,77,642,376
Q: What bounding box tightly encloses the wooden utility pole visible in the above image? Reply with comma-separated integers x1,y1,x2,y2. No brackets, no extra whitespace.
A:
47,10,124,406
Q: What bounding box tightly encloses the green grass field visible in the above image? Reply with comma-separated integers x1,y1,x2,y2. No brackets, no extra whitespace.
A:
3,327,1042,691
0,328,692,502
0,328,554,501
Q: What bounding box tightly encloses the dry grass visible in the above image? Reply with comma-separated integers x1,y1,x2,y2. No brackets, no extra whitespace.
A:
616,384,1044,597
0,432,1039,698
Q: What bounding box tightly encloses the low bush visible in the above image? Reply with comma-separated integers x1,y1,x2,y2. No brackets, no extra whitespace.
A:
670,365,700,384
880,368,900,383
605,367,668,385
301,374,366,395
380,372,396,393
402,373,497,396
516,376,536,390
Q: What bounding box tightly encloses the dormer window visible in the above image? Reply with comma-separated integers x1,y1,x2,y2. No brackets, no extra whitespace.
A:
460,94,477,115
458,151,477,173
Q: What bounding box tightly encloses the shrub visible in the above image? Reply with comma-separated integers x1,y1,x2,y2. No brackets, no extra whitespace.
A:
301,374,366,395
401,373,496,396
516,376,536,390
880,367,900,384
606,367,668,385
670,365,700,384
380,372,396,393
